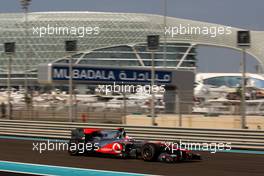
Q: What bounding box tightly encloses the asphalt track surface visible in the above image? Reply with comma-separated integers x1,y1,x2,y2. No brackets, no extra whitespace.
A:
0,139,264,176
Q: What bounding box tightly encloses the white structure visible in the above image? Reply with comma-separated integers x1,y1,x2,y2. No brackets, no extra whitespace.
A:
195,73,264,99
0,11,263,86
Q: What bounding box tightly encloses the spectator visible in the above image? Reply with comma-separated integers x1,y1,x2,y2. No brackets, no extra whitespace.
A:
9,103,13,119
1,102,6,118
250,89,257,100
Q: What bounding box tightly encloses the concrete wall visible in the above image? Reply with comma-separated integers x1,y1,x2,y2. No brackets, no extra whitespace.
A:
126,114,264,130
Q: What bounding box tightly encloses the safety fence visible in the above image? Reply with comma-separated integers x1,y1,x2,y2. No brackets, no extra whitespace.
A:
0,119,263,150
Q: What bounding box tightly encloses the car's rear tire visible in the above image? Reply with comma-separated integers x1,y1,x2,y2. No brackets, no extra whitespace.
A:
192,153,202,160
68,140,80,156
141,143,159,161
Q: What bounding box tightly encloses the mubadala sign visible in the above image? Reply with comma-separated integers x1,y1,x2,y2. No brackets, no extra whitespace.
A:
38,63,195,113
38,64,174,85
52,66,171,83
53,67,116,80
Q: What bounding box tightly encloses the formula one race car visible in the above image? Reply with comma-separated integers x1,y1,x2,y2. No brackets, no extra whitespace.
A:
68,128,201,163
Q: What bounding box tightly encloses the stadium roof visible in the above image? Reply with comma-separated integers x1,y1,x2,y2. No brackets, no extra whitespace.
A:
0,11,264,71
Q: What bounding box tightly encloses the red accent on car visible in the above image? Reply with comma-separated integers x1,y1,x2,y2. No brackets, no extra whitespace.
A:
96,142,123,155
83,128,100,134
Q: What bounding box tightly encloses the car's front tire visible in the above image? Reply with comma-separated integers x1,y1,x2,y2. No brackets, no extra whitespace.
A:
141,143,159,161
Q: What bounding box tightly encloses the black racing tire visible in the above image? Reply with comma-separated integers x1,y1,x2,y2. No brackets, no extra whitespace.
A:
192,153,202,160
141,143,159,161
68,139,80,156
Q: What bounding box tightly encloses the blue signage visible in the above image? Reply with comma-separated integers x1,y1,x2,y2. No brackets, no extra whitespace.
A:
52,65,172,84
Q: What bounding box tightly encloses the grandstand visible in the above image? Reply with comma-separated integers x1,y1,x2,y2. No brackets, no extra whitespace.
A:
0,12,198,88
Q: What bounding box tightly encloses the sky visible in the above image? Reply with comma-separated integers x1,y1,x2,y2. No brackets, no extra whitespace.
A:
0,0,263,73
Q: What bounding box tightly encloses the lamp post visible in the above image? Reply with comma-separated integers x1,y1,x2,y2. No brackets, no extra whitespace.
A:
241,48,246,129
176,89,182,127
4,42,15,119
65,40,77,122
147,35,159,126
163,0,167,67
237,30,250,129
151,51,155,125
20,0,31,104
122,92,127,124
